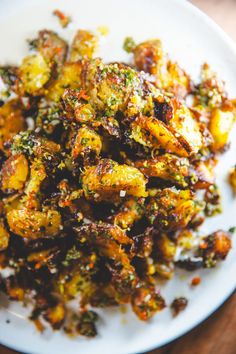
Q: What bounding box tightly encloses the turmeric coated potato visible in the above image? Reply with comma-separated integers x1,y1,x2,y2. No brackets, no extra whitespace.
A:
19,53,51,94
71,126,102,161
0,220,10,251
209,105,235,152
0,99,26,152
7,209,62,239
134,154,190,187
46,62,82,102
70,30,98,61
131,115,189,157
1,154,28,193
82,159,147,201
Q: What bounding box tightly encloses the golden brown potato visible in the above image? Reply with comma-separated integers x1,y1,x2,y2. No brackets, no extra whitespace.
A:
7,208,61,239
75,223,133,267
165,60,191,98
147,188,204,231
200,230,232,267
168,100,204,154
82,159,147,202
0,99,26,152
209,104,235,152
131,284,165,321
34,30,68,68
134,154,190,187
133,39,167,78
1,154,28,193
70,30,98,61
112,197,144,229
71,126,102,160
156,234,176,261
83,60,143,116
192,160,215,189
0,220,10,251
131,115,189,157
46,62,82,102
19,53,51,94
44,303,65,330
229,166,236,194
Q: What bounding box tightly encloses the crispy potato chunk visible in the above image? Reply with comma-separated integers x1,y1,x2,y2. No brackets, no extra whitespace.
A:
83,60,143,116
209,104,235,152
134,154,189,187
131,115,189,157
82,159,147,201
44,303,65,330
70,30,98,61
1,154,28,193
19,53,51,94
34,30,68,67
165,61,191,98
75,223,132,266
46,62,82,102
0,220,10,250
0,100,25,152
112,198,144,229
156,234,176,261
147,188,204,231
131,284,165,321
229,166,236,194
72,126,102,160
133,39,166,78
169,100,204,154
199,230,232,267
7,209,61,239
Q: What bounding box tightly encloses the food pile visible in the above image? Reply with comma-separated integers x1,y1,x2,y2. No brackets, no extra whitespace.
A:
0,28,235,336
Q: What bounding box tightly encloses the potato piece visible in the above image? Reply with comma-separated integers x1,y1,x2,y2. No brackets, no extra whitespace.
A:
23,159,47,209
156,234,176,261
131,115,189,157
199,230,232,267
19,53,51,94
34,30,68,67
209,105,235,152
112,198,144,229
44,303,65,329
83,60,143,116
147,188,204,231
169,100,204,154
0,99,25,152
131,284,165,321
72,126,102,160
165,60,191,98
75,223,133,268
1,154,28,193
25,159,46,196
192,160,215,189
134,154,189,187
46,62,82,102
133,39,167,78
229,166,236,194
0,220,10,250
82,159,147,202
7,208,61,239
70,30,98,61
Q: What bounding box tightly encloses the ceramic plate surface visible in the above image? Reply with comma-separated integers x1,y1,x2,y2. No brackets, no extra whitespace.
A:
0,0,236,353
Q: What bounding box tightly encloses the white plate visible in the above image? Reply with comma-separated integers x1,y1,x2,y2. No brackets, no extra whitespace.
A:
0,0,236,353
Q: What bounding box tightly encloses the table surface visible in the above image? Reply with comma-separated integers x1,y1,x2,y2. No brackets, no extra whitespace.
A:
1,0,236,353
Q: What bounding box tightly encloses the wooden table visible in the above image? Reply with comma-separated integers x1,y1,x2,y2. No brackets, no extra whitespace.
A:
1,0,236,353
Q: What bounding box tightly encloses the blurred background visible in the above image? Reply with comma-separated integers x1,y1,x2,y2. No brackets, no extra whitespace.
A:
192,0,236,41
